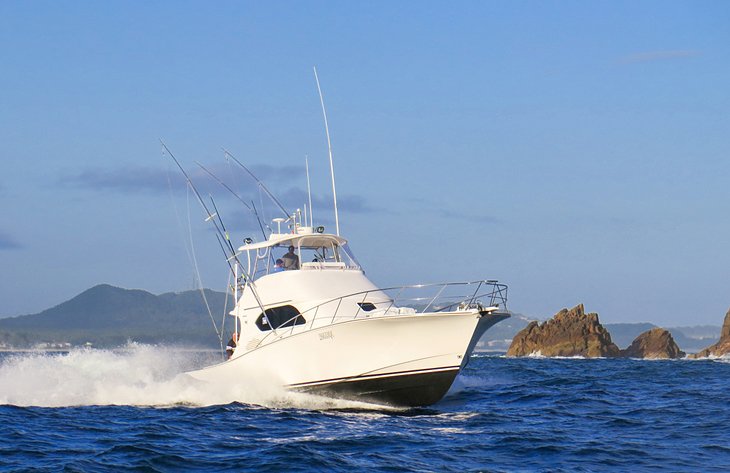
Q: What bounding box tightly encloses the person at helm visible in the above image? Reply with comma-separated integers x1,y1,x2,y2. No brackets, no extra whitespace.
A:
281,245,300,270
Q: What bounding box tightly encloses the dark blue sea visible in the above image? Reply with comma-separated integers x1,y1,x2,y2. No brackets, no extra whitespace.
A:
1,346,729,472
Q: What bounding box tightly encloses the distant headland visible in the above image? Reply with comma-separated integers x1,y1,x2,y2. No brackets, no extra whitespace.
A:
0,284,226,349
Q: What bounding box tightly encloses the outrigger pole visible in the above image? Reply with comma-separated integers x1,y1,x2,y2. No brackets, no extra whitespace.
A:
222,148,292,222
208,195,237,258
313,66,340,236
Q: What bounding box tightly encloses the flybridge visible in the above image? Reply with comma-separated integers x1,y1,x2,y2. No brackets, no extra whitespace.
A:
238,230,362,282
235,202,360,281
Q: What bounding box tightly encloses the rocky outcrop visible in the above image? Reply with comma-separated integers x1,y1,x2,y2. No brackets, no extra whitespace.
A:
507,304,620,357
619,328,685,359
691,308,730,358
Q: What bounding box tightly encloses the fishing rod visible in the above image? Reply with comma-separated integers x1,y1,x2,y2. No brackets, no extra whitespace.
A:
184,188,224,349
163,141,239,350
195,161,270,239
198,163,277,271
209,195,237,259
222,148,292,221
213,232,236,280
162,143,249,281
161,140,230,251
211,226,280,338
162,141,281,337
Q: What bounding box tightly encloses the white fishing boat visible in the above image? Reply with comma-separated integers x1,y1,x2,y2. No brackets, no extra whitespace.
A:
185,211,509,407
179,69,509,407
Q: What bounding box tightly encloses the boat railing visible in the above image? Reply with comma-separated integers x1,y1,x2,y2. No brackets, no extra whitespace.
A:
253,280,508,347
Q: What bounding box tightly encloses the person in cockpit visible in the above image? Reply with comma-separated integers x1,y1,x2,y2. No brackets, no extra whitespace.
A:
281,245,300,270
226,332,238,360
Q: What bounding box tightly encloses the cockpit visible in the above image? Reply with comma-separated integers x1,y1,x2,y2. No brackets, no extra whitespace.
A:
238,233,362,280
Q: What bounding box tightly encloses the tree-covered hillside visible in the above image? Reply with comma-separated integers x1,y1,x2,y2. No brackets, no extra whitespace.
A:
0,284,230,348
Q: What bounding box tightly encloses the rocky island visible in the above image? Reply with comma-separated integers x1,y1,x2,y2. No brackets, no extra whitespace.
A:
690,309,730,358
506,304,620,357
507,304,687,359
619,328,684,359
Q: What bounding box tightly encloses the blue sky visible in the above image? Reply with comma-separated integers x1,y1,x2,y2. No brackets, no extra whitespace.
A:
1,1,729,326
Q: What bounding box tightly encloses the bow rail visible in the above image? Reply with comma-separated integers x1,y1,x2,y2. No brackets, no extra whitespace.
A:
248,280,508,348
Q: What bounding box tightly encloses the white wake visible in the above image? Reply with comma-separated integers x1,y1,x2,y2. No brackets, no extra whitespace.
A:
0,344,388,410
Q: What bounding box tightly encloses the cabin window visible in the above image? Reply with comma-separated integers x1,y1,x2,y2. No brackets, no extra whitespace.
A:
357,302,377,312
255,305,306,331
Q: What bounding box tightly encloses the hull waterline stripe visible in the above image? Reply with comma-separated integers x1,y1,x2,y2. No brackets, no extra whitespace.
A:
286,365,461,389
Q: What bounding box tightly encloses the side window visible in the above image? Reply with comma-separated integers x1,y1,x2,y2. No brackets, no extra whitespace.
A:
358,302,377,312
255,305,306,331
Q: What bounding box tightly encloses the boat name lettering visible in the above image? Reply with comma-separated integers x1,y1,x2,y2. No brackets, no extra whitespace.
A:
319,331,334,340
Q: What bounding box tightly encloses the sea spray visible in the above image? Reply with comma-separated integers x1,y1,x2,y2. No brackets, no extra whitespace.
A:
0,344,216,407
0,345,399,410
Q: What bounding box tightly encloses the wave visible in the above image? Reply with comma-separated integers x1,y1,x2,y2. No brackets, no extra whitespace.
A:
521,352,595,360
687,353,730,363
469,352,505,359
0,344,397,410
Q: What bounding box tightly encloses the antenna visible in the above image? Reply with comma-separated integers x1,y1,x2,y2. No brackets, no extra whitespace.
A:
313,66,340,236
305,155,314,227
272,217,286,234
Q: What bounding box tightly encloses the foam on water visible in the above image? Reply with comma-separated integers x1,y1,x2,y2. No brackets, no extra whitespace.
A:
522,351,593,359
0,344,392,410
690,353,730,363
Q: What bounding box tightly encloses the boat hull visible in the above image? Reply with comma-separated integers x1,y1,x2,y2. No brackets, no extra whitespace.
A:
291,366,460,407
186,310,509,407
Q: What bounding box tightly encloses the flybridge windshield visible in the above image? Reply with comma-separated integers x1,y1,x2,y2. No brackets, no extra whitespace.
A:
246,237,362,279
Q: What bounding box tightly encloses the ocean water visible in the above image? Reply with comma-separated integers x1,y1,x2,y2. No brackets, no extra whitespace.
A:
1,346,729,472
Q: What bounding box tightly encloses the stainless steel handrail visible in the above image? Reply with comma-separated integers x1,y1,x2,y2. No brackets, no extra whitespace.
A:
250,280,508,349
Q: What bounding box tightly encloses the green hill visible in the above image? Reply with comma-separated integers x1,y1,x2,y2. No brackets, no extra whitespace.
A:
0,284,230,348
604,323,658,348
605,323,719,352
